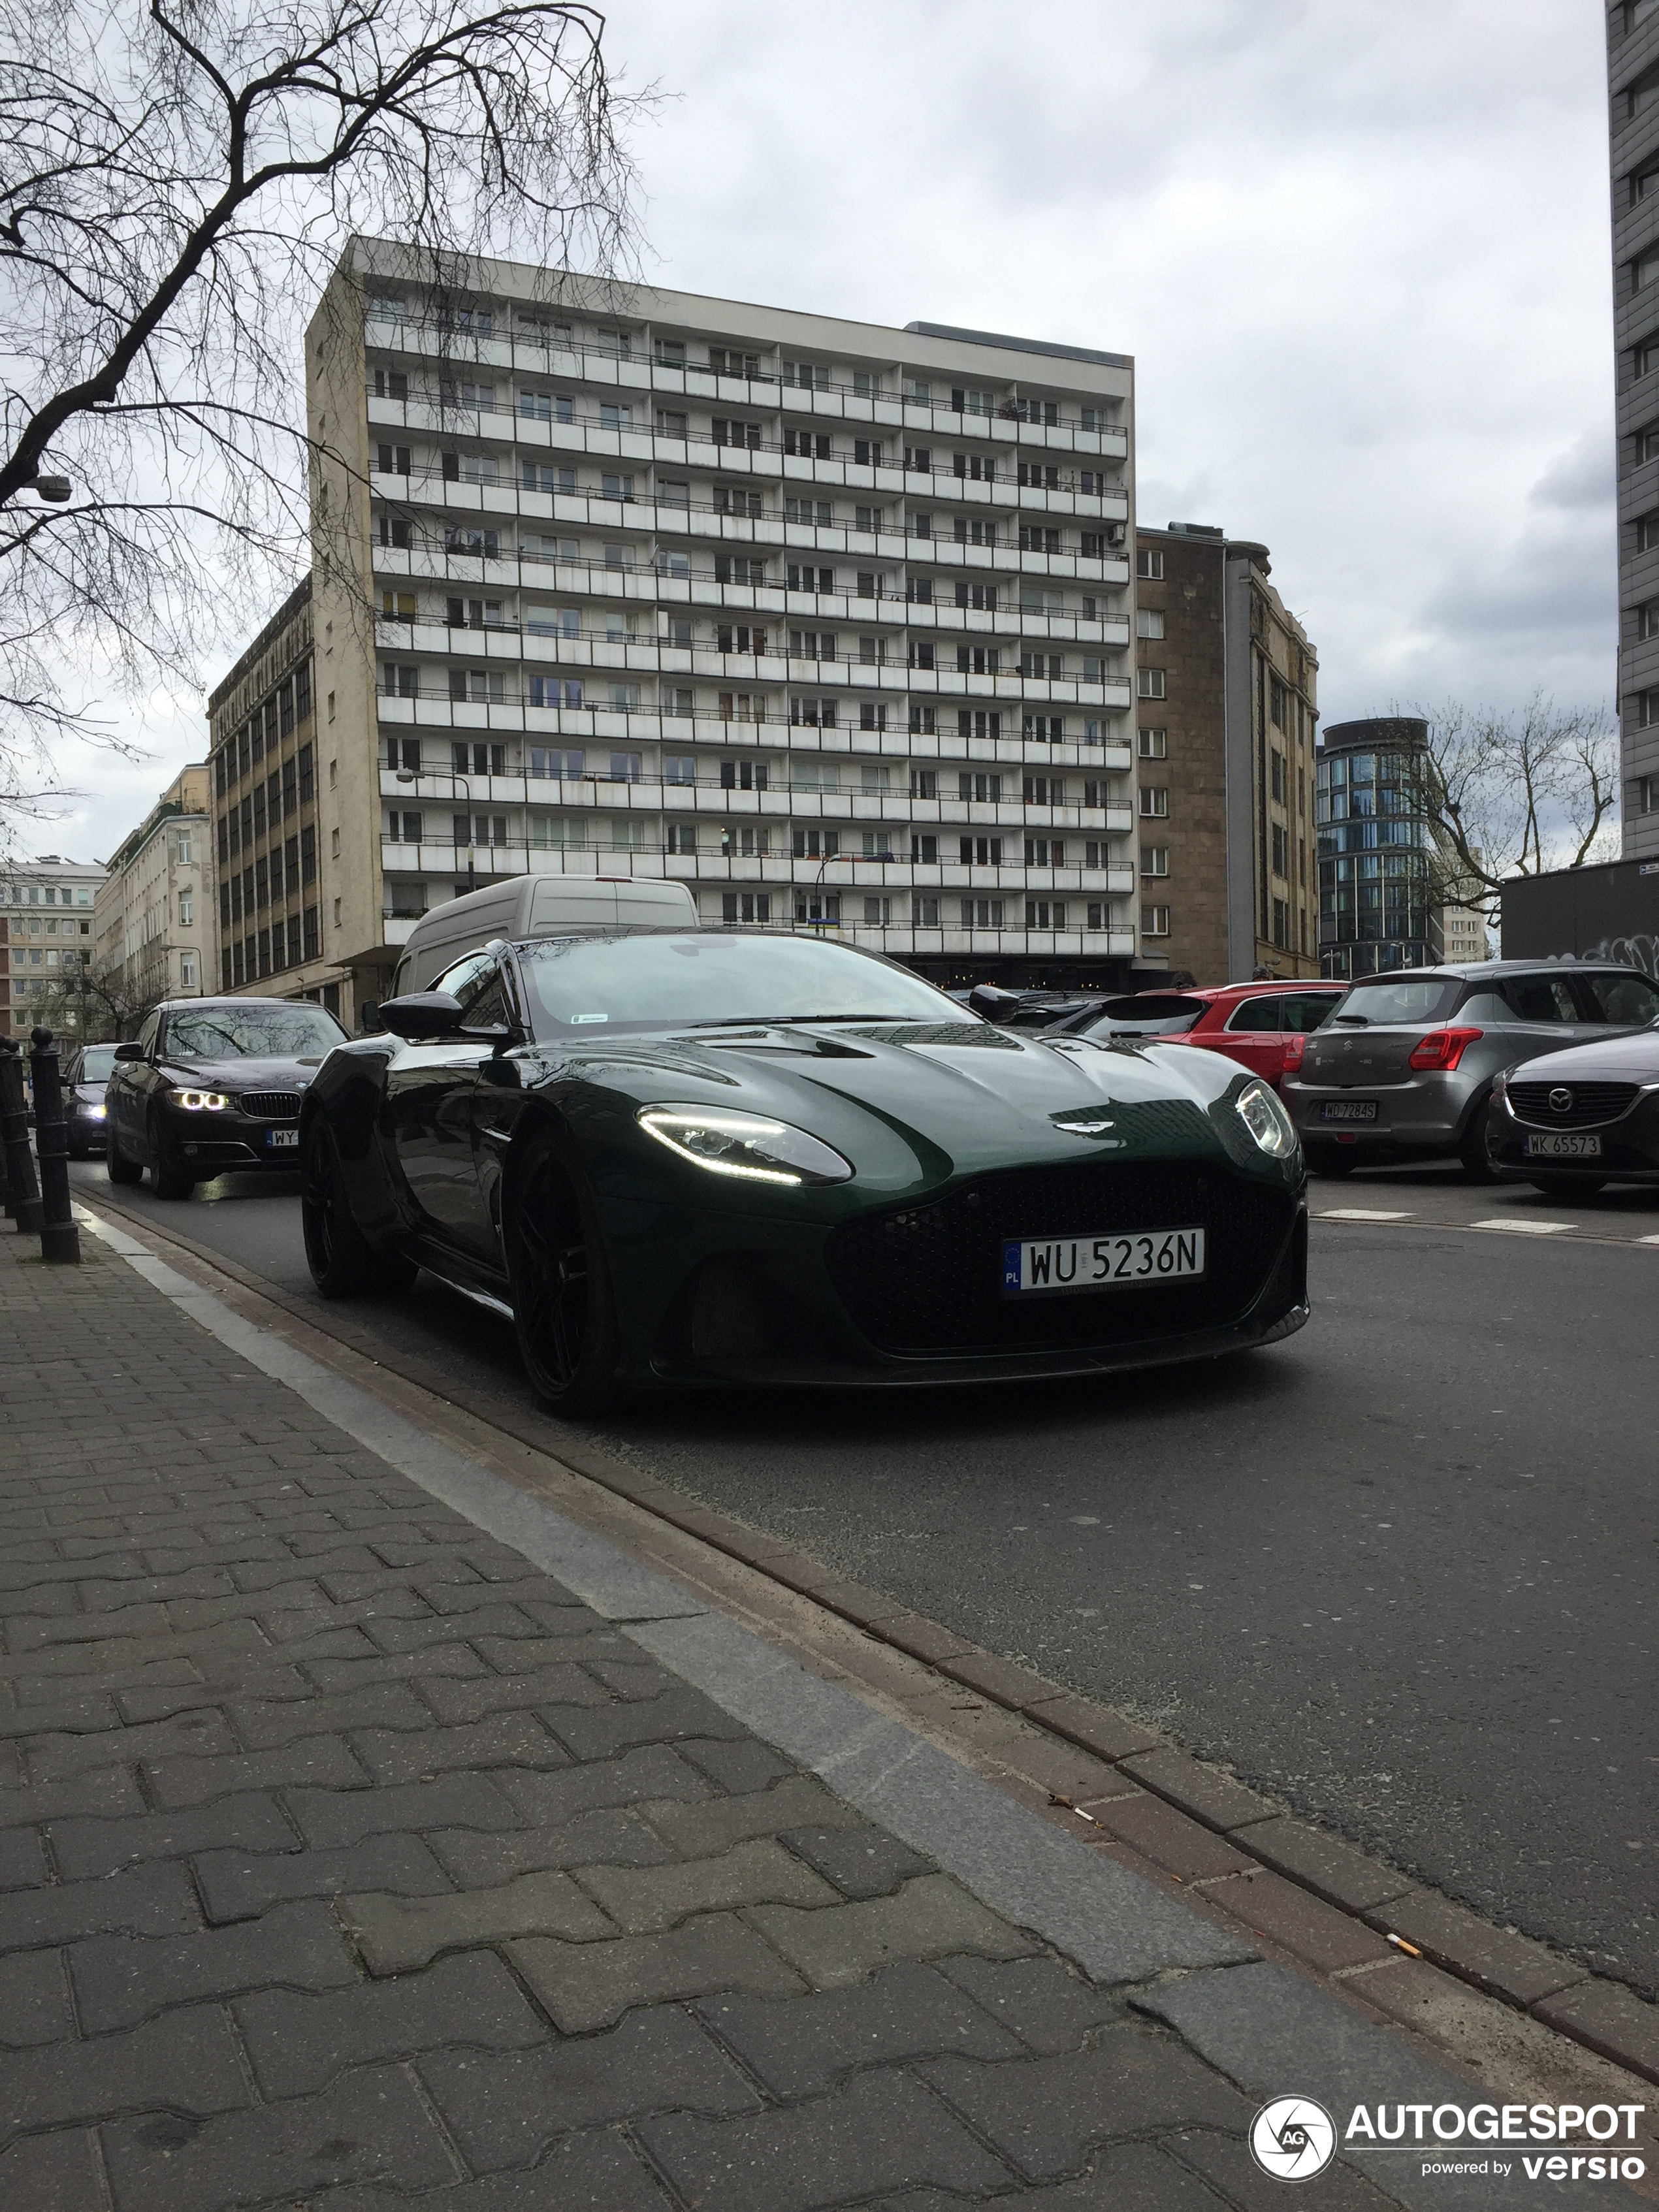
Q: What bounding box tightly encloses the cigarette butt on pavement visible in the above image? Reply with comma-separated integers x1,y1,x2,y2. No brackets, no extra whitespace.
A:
1048,1791,1102,1827
1386,1932,1423,1957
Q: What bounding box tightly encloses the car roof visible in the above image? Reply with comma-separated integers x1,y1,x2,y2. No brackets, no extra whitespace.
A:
1339,961,1649,984
1123,980,1342,1005
154,996,319,1012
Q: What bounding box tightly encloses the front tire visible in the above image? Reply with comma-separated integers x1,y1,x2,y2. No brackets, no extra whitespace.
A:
1308,1147,1358,1178
1458,1099,1499,1183
1530,1176,1606,1198
301,1120,416,1297
506,1135,622,1417
106,1129,142,1186
148,1112,195,1200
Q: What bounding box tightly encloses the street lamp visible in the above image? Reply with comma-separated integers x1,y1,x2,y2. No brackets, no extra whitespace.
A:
398,765,474,895
803,848,897,931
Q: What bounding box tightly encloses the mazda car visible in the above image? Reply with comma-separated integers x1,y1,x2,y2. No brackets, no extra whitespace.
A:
299,929,1309,1413
1489,1023,1659,1194
105,997,349,1197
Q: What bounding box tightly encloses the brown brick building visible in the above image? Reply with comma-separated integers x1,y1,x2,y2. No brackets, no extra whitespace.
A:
1133,524,1319,984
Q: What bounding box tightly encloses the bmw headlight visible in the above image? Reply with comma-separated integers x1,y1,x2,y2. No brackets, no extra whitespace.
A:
637,1105,853,1187
88,1102,106,1119
174,1089,232,1111
1235,1079,1297,1157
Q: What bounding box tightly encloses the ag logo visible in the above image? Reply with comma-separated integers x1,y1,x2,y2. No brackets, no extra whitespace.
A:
1249,2096,1337,2181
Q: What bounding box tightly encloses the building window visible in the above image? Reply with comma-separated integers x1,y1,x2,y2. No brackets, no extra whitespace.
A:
1136,549,1164,580
1138,728,1167,759
1135,609,1165,639
910,897,940,926
1271,822,1289,877
1269,675,1290,729
178,891,193,925
1270,748,1287,801
1025,899,1066,929
1142,904,1171,937
1139,787,1169,818
1637,690,1659,728
179,952,197,988
961,898,1005,927
1634,248,1659,297
1636,774,1657,812
1141,846,1169,876
1136,668,1165,699
1637,513,1659,552
1272,897,1290,949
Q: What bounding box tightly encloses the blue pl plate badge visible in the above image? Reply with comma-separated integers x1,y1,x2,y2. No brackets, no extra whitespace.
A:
1002,1240,1022,1292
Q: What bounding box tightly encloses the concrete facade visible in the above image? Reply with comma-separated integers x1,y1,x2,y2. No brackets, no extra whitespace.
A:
91,765,215,1021
209,249,1144,1022
1133,525,1319,985
1609,0,1659,857
0,855,104,1034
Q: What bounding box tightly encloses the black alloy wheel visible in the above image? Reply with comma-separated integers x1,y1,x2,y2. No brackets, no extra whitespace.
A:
301,1120,415,1297
1529,1176,1607,1198
506,1136,621,1417
105,1123,142,1185
1457,1097,1500,1183
148,1108,195,1200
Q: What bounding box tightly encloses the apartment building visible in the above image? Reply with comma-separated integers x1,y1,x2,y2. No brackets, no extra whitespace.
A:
1610,0,1659,858
91,765,215,1018
1130,524,1319,984
0,856,105,1035
207,249,1142,1021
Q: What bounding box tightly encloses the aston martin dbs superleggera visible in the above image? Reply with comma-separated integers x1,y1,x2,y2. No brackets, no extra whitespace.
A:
299,929,1309,1413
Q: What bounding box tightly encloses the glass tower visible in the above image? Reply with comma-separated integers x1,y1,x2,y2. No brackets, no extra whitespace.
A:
1316,717,1443,980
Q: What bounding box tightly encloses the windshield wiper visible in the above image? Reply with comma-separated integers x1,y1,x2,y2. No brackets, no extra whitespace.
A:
685,1012,904,1028
1334,1015,1368,1026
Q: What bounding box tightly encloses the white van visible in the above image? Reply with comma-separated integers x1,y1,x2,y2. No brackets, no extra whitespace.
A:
387,875,700,998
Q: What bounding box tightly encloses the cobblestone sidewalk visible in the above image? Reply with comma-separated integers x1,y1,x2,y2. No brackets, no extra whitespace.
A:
0,1226,1417,2211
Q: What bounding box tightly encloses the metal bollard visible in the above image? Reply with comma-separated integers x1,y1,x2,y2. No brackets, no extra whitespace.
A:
27,1028,80,1263
0,1036,43,1234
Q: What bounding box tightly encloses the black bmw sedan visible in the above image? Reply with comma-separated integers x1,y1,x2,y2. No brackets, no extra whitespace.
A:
1489,1021,1659,1194
106,997,348,1198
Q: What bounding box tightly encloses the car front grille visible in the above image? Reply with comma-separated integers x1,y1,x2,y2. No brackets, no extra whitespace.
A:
1506,1081,1641,1129
236,1091,303,1121
824,1160,1295,1355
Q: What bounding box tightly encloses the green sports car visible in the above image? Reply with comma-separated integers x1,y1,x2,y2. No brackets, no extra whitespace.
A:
300,929,1309,1413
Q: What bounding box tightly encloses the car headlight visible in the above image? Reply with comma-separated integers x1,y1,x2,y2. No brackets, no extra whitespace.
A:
637,1104,854,1187
174,1089,232,1111
1235,1079,1298,1157
88,1102,106,1119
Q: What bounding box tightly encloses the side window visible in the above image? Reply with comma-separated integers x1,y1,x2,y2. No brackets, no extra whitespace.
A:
1284,992,1342,1032
390,955,411,999
1570,971,1659,1025
137,1012,161,1057
1454,991,1513,1025
1224,995,1282,1033
1505,975,1579,1023
458,972,511,1029
431,949,496,1003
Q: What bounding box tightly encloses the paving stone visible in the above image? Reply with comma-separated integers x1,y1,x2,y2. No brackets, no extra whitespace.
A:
351,1712,571,1784
883,2140,1237,2211
0,1948,75,2045
0,2126,106,2212
368,1606,541,1653
641,1775,852,1860
421,2004,760,2173
304,2129,679,2211
0,1859,201,1948
227,1681,433,1748
48,1794,294,1881
637,2068,1012,2212
1206,1868,1394,1972
548,1686,749,1763
1240,1818,1415,1915
1368,1888,1585,2007
0,1689,121,1739
143,1733,368,1808
69,1897,359,2032
1082,1791,1261,1883
0,2002,250,2136
1022,1693,1161,1765
288,1771,524,1849
677,1737,799,1793
1531,1975,1659,2079
302,1644,491,1692
0,1824,47,1889
748,1873,1036,1990
935,1955,1127,2055
428,1805,673,1888
577,1837,838,1932
116,1667,306,1724
778,1823,938,1900
340,1867,613,1973
497,1744,713,1828
25,1708,234,1782
1168,2126,1404,2212
413,1664,613,1727
195,1831,452,1920
1118,1748,1279,1834
920,2030,1251,2180
99,2062,459,2212
509,1912,807,2033
234,1949,545,2098
700,1958,1024,2095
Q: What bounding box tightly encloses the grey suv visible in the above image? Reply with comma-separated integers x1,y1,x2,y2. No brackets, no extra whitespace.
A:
1282,961,1659,1179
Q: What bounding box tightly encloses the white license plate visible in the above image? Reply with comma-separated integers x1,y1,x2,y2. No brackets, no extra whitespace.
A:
1524,1132,1601,1159
1003,1227,1206,1296
1320,1100,1377,1123
266,1127,300,1149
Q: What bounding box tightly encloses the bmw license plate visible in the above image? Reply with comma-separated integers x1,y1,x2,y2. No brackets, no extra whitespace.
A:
1320,1100,1377,1123
1524,1132,1601,1159
266,1128,300,1149
1003,1228,1206,1296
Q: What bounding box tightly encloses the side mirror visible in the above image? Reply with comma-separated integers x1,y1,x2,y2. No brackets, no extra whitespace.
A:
359,999,384,1035
968,984,1021,1022
114,1041,146,1062
378,991,466,1041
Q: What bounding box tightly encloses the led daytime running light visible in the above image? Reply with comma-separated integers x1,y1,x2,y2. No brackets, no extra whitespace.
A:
175,1089,232,1110
636,1106,852,1187
1235,1079,1297,1157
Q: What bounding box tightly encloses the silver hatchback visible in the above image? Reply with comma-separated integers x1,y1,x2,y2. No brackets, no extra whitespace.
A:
1282,962,1659,1179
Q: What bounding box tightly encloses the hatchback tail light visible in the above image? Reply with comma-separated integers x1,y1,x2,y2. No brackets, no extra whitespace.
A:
1281,1033,1306,1072
1408,1026,1483,1071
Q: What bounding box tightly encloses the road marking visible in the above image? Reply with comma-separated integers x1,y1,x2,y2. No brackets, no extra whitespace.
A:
1637,1233,1659,1246
1470,1217,1574,1234
1315,1208,1414,1222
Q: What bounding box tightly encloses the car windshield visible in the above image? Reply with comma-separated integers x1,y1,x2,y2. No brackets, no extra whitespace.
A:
1077,996,1206,1038
77,1046,119,1082
1333,978,1458,1026
517,931,966,1034
164,1006,347,1061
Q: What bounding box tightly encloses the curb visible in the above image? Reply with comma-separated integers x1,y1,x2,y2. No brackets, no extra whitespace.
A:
65,1187,1659,2091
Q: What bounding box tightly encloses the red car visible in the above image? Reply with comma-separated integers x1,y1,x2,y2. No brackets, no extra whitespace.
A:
1050,980,1347,1089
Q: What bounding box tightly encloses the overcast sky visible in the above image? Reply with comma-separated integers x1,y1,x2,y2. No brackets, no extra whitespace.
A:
38,0,1614,867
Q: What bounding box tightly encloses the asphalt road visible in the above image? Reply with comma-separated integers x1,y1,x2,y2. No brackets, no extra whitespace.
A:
69,1157,1659,1997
